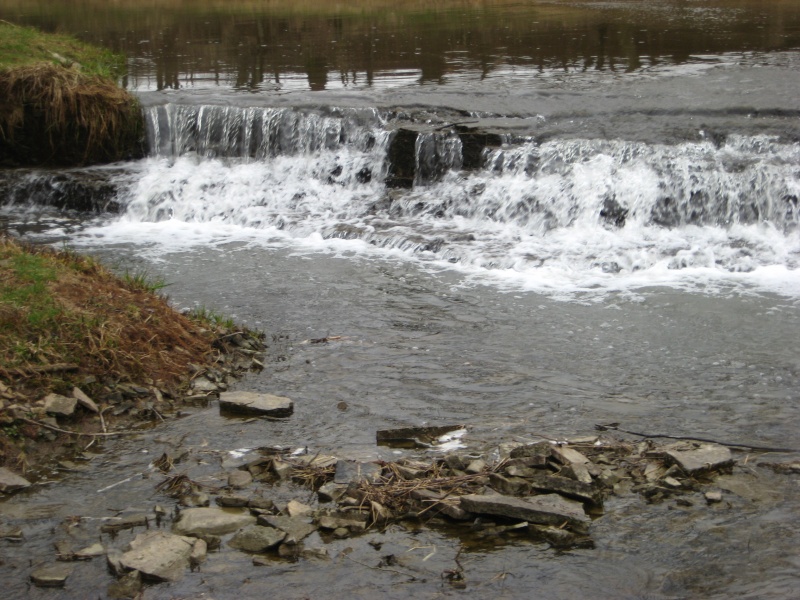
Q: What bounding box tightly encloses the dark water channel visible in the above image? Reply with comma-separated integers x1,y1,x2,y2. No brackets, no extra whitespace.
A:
1,1,800,598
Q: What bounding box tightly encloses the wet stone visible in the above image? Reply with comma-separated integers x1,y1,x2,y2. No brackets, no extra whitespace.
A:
258,515,317,544
286,500,314,518
228,525,286,552
43,393,77,417
705,490,723,504
488,472,531,496
108,570,142,599
216,494,250,507
460,493,591,534
663,442,734,475
527,473,603,505
318,481,347,502
0,467,31,493
219,391,294,417
173,507,256,536
228,470,253,489
509,441,552,460
75,543,105,559
551,446,591,465
120,531,198,582
30,563,73,587
101,514,149,533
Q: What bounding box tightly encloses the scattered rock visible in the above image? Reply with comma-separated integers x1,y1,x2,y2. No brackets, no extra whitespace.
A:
216,494,250,507
317,512,368,533
228,470,253,489
173,507,256,536
704,490,723,504
258,515,317,544
465,458,487,474
0,467,32,493
551,445,590,465
107,570,142,599
228,525,286,552
460,493,591,534
120,531,199,582
101,514,149,533
30,563,73,587
286,500,314,518
527,472,603,505
71,387,99,413
75,543,105,559
43,393,77,417
219,391,293,417
662,442,734,476
318,481,347,502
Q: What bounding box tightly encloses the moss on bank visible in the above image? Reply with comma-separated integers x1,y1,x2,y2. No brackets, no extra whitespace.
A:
0,235,263,476
0,21,144,166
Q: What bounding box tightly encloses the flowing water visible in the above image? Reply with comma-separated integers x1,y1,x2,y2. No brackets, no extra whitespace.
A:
1,1,800,598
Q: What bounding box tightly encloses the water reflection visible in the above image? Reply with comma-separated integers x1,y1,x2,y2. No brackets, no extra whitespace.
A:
0,0,798,91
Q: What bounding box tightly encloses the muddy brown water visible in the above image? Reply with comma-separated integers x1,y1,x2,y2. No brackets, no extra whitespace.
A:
1,1,800,598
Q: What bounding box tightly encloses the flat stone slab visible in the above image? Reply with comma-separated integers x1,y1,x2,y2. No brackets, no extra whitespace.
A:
0,467,32,494
527,473,603,504
459,493,591,534
228,525,286,552
257,515,317,544
120,531,198,582
663,442,734,475
173,507,256,536
219,391,293,417
30,563,73,587
43,393,77,417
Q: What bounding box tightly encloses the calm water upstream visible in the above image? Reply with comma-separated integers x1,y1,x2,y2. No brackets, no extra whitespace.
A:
1,1,799,598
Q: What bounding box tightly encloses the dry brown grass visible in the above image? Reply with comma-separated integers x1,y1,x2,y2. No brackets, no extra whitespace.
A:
0,63,143,166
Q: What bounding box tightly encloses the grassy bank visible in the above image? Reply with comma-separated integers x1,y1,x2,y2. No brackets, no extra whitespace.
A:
0,21,144,166
0,235,261,476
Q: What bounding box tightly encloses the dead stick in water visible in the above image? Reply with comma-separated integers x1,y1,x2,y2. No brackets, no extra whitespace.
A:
595,423,800,453
21,417,142,437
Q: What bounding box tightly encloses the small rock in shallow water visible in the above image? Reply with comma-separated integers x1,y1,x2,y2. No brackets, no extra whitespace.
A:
228,470,253,489
120,531,198,582
0,467,32,494
219,391,294,417
704,490,723,504
173,507,255,536
30,563,73,587
228,525,286,552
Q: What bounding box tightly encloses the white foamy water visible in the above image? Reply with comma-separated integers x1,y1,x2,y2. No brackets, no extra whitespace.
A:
44,104,799,301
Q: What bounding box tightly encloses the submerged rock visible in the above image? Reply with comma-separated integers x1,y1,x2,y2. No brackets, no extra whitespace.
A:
173,507,256,536
662,442,734,476
219,391,294,417
120,531,199,582
460,493,591,534
228,525,286,552
30,563,73,587
0,467,31,493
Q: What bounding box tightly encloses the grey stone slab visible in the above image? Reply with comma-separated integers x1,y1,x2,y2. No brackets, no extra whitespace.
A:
0,467,31,493
663,443,734,475
257,515,317,544
459,493,590,533
527,473,603,504
173,507,256,536
228,525,286,552
120,531,198,582
219,391,293,417
30,563,73,587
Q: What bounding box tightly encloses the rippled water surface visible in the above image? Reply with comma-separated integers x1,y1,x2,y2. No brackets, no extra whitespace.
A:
1,1,800,598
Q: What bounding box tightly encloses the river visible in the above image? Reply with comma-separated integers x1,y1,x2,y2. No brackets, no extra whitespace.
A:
0,1,799,598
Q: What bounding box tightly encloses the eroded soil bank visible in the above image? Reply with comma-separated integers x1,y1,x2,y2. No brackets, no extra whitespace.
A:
0,235,264,482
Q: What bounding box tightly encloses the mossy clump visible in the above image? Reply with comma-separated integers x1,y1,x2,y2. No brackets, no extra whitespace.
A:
0,22,144,166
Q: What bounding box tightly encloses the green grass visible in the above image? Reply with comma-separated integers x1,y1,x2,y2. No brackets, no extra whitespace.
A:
121,269,170,294
190,305,236,330
0,21,125,78
0,251,62,332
